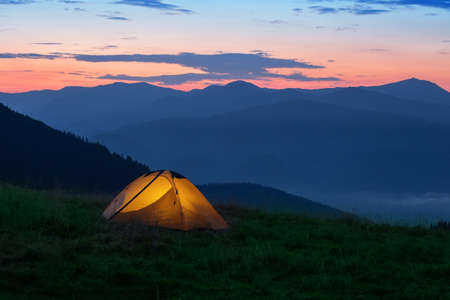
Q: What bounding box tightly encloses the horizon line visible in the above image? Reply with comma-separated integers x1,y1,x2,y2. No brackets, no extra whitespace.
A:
1,77,448,94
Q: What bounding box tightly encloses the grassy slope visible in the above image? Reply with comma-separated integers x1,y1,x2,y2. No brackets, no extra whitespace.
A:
0,184,449,300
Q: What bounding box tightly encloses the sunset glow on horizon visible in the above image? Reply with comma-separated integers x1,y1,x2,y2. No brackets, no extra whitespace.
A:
0,0,449,93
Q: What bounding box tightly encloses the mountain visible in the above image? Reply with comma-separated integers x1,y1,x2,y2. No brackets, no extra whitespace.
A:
96,97,450,220
199,183,347,218
364,78,450,106
0,82,184,136
0,81,305,137
135,80,304,121
2,78,450,219
1,78,448,138
309,87,450,126
0,103,149,193
97,96,450,193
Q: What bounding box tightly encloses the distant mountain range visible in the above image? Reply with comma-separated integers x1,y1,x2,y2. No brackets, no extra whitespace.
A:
95,88,450,195
1,78,448,137
0,103,149,193
0,82,183,136
1,78,449,220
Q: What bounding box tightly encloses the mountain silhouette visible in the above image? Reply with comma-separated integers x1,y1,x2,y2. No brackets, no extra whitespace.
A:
198,183,347,218
96,95,450,195
0,82,184,136
363,78,450,105
0,104,149,193
1,78,448,138
308,87,450,126
143,80,303,122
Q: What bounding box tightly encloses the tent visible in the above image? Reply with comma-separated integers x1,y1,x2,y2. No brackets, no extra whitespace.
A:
103,170,228,230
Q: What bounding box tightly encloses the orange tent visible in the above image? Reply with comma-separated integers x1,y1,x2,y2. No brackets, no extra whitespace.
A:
103,170,228,230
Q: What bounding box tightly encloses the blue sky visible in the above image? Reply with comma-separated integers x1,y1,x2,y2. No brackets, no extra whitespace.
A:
0,0,449,91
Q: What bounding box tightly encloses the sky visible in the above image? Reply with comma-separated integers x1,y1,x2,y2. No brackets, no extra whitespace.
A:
0,0,449,92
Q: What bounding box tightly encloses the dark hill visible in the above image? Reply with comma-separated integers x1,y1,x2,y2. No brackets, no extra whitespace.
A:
199,183,346,218
0,104,149,193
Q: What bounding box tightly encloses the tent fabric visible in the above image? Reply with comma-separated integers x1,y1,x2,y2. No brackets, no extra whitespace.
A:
103,170,228,231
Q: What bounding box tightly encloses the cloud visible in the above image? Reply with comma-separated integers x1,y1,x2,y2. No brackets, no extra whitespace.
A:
355,0,450,10
112,0,193,14
369,48,388,51
303,0,449,16
309,5,339,13
292,7,303,14
269,19,288,25
95,45,118,50
88,52,340,84
336,26,358,31
97,14,129,21
59,0,85,3
307,0,450,10
347,7,390,14
99,72,341,85
72,52,324,72
250,49,267,54
0,51,325,72
443,40,450,43
0,0,34,4
65,6,86,11
309,4,390,14
97,11,130,21
0,53,59,59
0,51,341,84
32,42,63,45
328,59,336,62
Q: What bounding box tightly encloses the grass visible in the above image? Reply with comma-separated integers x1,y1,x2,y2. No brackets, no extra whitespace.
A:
0,184,449,300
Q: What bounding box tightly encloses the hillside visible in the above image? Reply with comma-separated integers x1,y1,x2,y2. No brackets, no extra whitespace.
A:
1,184,449,299
199,183,346,218
0,104,149,193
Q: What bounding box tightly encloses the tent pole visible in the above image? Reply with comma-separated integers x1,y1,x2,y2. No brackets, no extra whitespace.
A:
109,170,164,220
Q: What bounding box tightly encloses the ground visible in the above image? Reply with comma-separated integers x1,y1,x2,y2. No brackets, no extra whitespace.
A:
0,184,449,300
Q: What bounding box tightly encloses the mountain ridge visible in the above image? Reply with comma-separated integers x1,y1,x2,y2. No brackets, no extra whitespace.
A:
1,77,448,137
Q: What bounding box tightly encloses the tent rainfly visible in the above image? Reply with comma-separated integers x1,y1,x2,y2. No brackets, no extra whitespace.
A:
103,170,228,231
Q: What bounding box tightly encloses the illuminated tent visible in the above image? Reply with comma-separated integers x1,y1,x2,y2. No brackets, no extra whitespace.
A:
103,170,228,231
